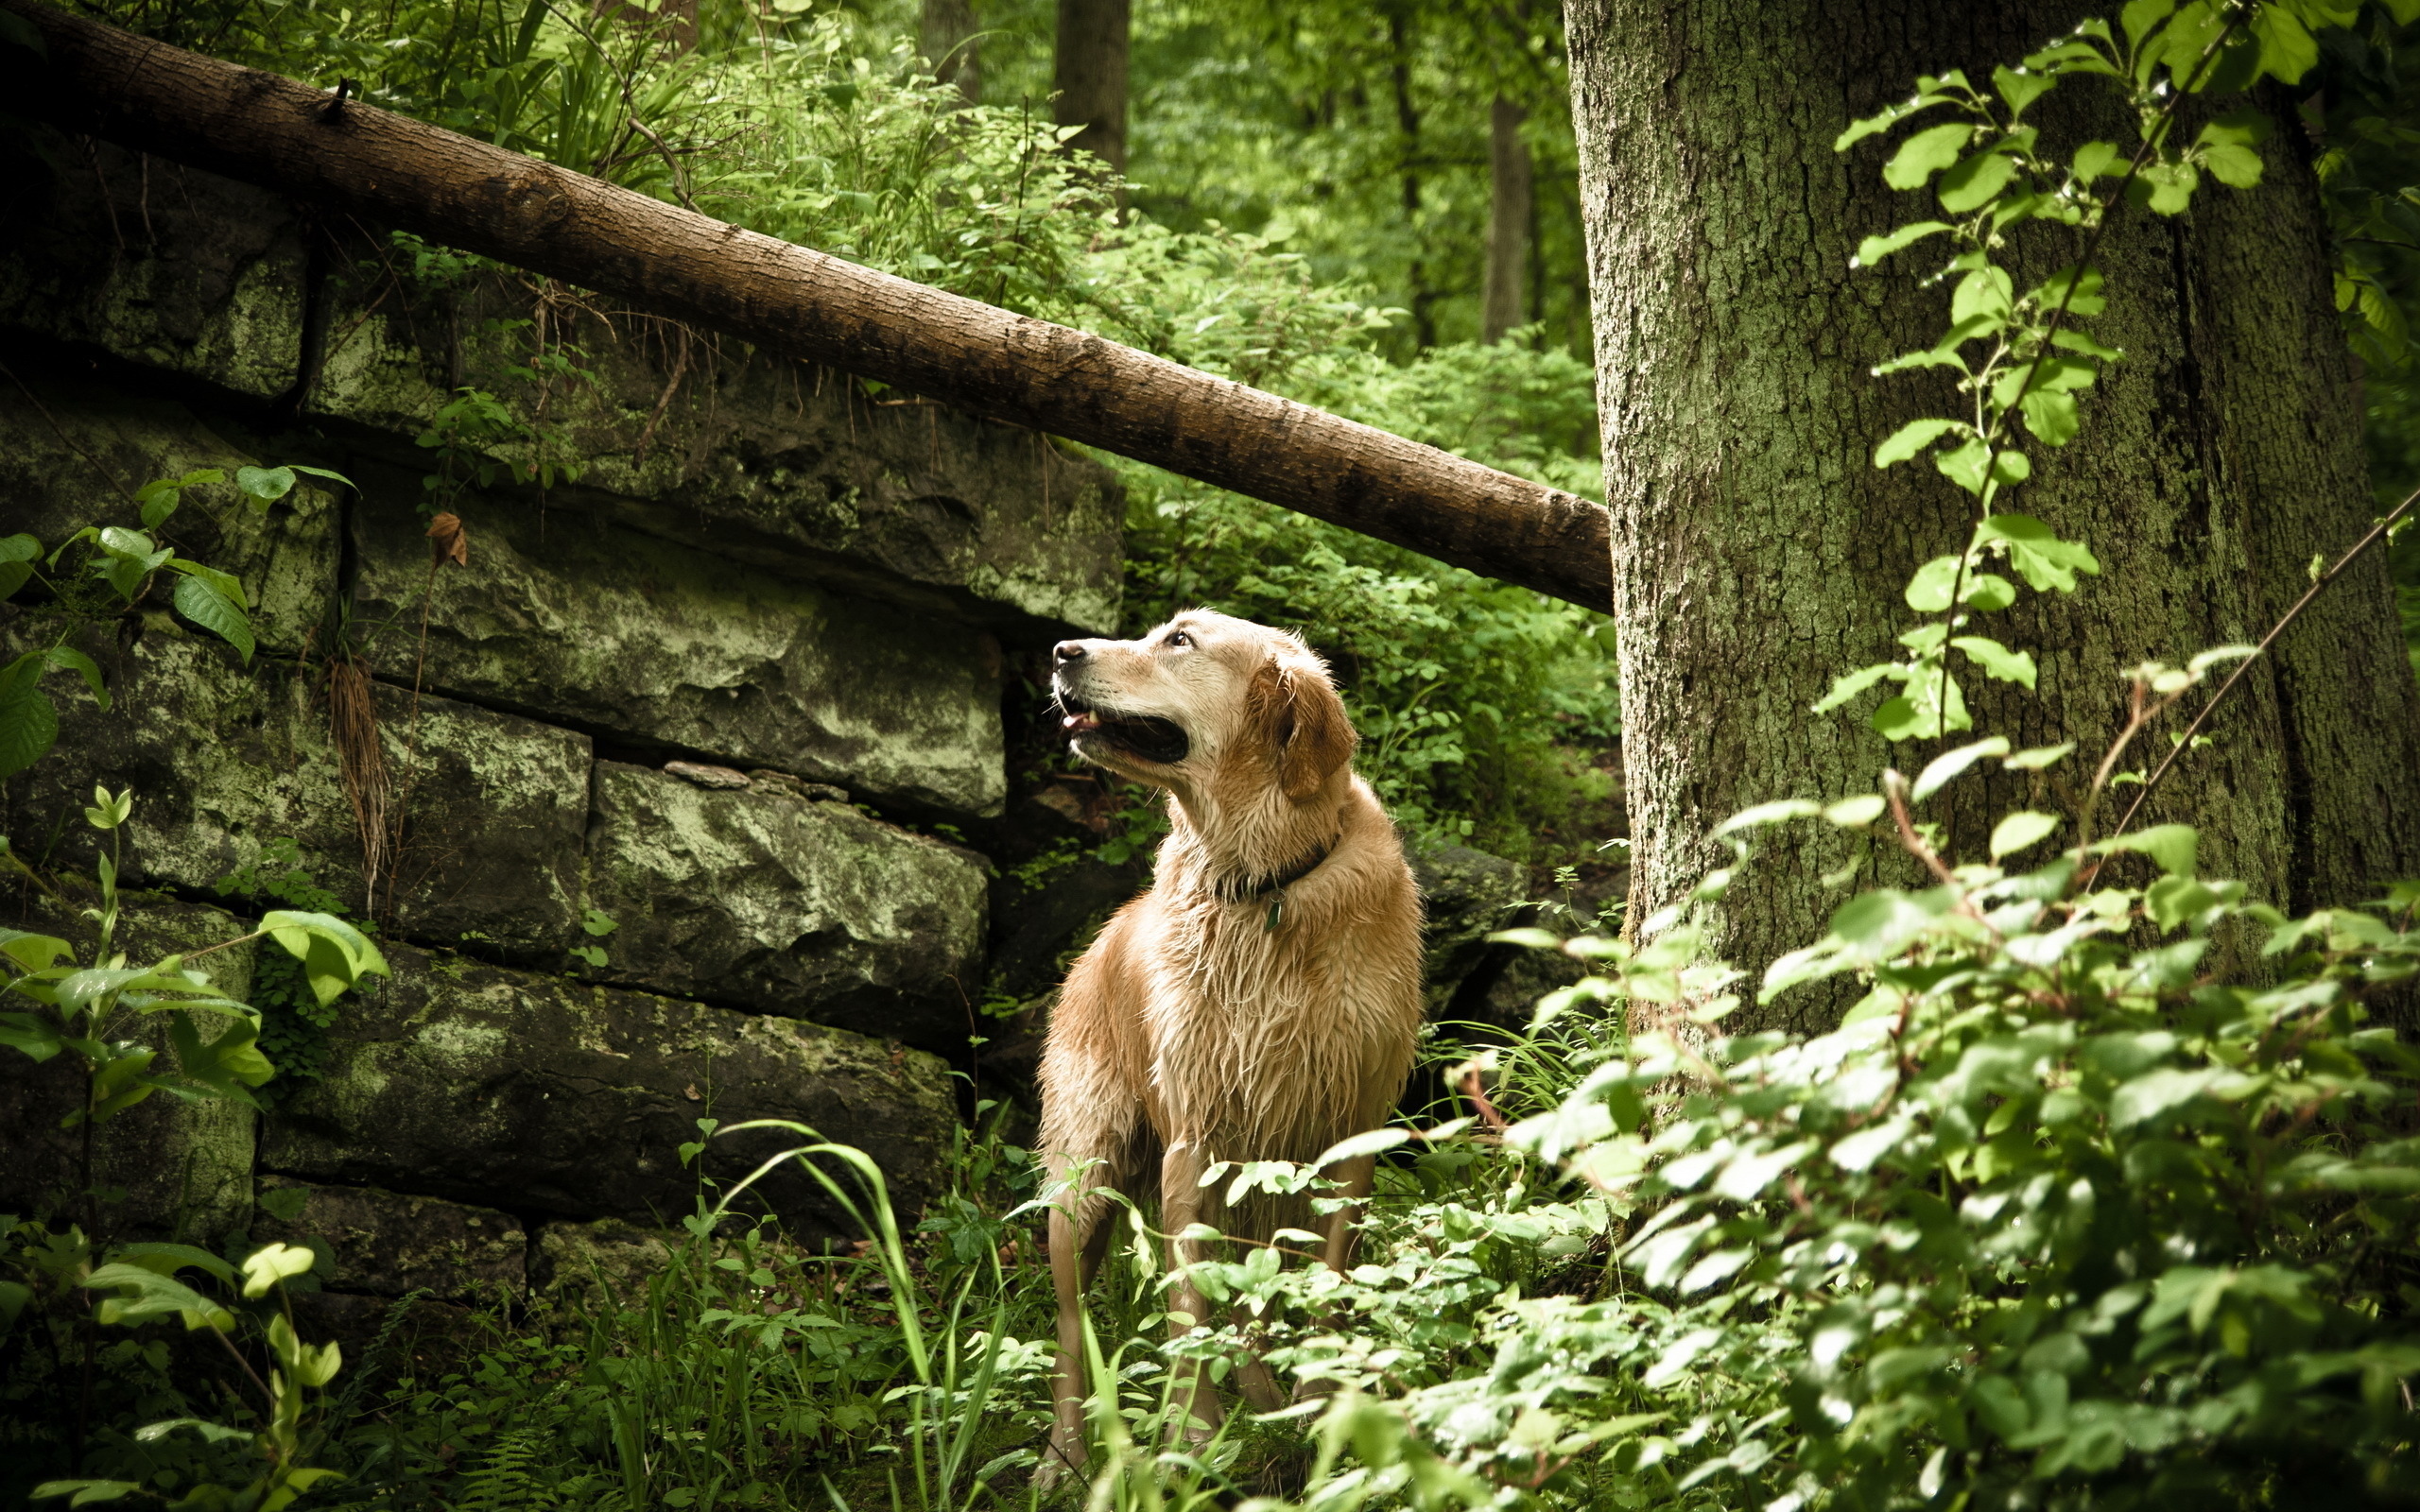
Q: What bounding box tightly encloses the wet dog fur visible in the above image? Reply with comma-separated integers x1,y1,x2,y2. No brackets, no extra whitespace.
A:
1034,610,1425,1484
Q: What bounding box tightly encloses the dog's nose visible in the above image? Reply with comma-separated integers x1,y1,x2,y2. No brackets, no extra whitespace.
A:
1054,641,1088,664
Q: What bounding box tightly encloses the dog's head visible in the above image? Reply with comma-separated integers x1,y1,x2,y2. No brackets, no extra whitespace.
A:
1050,610,1356,802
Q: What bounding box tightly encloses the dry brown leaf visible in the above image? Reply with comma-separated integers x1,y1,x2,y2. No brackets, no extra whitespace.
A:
426,511,469,568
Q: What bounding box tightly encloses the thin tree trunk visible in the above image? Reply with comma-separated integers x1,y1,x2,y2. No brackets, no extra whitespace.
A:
0,0,1606,607
1052,0,1128,178
1565,0,2420,1028
1387,9,1433,349
1482,94,1530,344
921,0,980,105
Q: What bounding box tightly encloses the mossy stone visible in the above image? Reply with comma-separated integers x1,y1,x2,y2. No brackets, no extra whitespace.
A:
585,762,987,1053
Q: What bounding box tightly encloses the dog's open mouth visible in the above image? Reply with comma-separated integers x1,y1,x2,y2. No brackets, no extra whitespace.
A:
1055,688,1190,765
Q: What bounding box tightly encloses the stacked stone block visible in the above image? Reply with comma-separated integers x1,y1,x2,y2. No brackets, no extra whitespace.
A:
0,145,1121,1310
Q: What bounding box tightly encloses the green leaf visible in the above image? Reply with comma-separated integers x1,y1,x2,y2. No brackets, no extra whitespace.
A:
1978,514,2101,592
233,465,297,504
1990,810,2063,859
2136,159,2201,215
1905,555,1963,611
168,560,248,610
241,1242,319,1298
1316,1128,1410,1165
1993,63,2054,116
261,912,390,1005
2096,823,2200,878
1813,661,1904,714
1952,635,2038,687
1876,419,1963,468
1938,148,2018,212
2195,109,2271,189
85,1263,234,1332
42,647,109,712
2034,264,2106,317
2110,1067,2220,1128
171,576,255,664
2250,5,2318,83
1835,93,1954,153
0,658,60,782
2019,389,2081,446
1963,574,2017,610
1852,220,1954,267
1936,440,2027,495
1714,799,1824,837
1950,265,2015,325
2119,0,2178,49
0,533,37,601
1912,736,2011,802
1885,122,1975,190
1824,794,1888,827
2071,140,2120,180
2004,741,2076,771
0,928,74,971
30,1481,144,1505
286,464,357,490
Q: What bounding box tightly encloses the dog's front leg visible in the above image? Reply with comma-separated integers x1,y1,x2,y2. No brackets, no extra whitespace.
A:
1040,1186,1114,1488
1318,1154,1377,1274
1159,1140,1227,1444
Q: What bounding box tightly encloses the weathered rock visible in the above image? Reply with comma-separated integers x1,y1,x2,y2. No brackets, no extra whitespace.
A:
1410,845,1532,1017
3,139,1124,638
584,763,987,1053
262,942,957,1240
0,626,589,958
0,891,257,1242
0,378,339,655
529,1217,680,1307
253,1177,526,1302
349,480,1007,816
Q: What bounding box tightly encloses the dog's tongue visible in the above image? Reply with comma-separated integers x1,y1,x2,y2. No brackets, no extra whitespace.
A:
1063,711,1101,732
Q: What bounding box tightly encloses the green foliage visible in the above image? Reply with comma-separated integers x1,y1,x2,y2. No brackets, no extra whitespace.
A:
0,466,346,780
6,1226,349,1512
2,793,387,1159
213,840,357,1089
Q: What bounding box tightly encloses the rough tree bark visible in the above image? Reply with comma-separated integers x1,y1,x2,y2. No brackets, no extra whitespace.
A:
1052,0,1129,178
920,0,980,104
1482,94,1530,344
0,0,1606,608
1567,0,2420,1028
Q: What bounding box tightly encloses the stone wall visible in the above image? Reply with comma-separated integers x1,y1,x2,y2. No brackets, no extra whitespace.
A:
0,146,1554,1322
0,145,1125,1307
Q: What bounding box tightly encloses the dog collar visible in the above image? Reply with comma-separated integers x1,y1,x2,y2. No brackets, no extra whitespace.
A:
1208,837,1337,931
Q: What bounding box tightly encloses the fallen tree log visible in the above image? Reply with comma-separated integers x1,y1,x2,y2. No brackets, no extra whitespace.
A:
0,0,1613,610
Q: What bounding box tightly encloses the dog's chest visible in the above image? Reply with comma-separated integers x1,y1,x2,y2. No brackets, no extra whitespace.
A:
1138,899,1392,1143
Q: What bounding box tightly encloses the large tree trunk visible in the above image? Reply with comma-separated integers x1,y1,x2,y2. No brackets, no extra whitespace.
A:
1566,0,2420,1028
921,0,980,104
0,0,1606,608
1482,94,1530,344
1052,0,1129,178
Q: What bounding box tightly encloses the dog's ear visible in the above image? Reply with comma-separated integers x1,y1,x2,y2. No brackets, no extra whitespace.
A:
1251,657,1357,801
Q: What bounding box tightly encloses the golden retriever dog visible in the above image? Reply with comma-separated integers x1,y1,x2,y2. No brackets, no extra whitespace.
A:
1033,610,1425,1485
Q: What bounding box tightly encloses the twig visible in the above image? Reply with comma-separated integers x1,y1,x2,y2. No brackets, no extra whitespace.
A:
2104,483,2420,847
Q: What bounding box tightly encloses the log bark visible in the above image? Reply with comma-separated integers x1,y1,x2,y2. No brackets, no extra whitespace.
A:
1568,0,2420,1027
0,0,1609,610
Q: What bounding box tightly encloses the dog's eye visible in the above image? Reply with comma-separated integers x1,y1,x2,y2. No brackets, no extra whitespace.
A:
1166,630,1191,649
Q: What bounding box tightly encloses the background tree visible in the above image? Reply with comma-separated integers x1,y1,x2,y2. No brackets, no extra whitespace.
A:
920,0,980,102
1567,0,2420,1027
1052,0,1128,177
